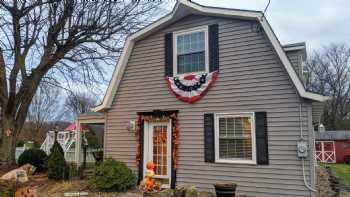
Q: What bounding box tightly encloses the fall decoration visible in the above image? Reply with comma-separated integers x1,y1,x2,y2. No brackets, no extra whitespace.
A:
139,161,161,192
136,112,179,170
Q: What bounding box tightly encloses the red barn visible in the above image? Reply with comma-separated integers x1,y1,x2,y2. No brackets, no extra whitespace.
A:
315,131,350,163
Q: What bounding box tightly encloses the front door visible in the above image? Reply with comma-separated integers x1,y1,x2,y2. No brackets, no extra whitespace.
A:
143,121,172,187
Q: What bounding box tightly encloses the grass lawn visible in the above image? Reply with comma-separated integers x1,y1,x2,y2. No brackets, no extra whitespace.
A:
327,164,350,185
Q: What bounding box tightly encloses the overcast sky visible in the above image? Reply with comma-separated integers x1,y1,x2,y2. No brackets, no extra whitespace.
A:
192,0,350,51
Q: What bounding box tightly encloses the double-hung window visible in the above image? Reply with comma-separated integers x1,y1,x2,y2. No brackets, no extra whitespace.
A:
215,113,256,164
173,27,209,75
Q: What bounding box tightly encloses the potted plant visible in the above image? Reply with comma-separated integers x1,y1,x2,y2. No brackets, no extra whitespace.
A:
139,161,161,196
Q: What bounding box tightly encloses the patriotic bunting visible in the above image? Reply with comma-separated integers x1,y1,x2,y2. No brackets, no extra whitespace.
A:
166,71,218,103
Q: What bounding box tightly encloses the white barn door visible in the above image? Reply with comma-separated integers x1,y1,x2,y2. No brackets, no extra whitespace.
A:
315,141,336,163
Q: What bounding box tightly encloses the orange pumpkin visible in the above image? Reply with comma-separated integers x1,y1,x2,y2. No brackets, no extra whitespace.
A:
146,161,155,170
145,177,155,188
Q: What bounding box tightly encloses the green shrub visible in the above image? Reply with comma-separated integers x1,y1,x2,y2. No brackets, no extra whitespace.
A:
67,163,78,178
17,148,47,172
47,140,68,180
50,139,64,155
88,158,136,192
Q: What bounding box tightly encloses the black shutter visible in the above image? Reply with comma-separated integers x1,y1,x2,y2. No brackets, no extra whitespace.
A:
204,113,215,162
164,33,173,77
137,120,145,184
170,119,177,189
209,24,219,72
255,112,269,165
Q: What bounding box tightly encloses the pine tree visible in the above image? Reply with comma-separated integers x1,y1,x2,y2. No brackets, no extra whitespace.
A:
47,132,68,180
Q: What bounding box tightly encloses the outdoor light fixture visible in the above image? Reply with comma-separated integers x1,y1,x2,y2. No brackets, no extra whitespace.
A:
127,120,136,132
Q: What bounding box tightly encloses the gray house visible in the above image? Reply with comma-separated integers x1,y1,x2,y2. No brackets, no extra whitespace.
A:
92,1,327,196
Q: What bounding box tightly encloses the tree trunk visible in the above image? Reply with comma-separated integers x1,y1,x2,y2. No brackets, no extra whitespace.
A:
0,117,17,167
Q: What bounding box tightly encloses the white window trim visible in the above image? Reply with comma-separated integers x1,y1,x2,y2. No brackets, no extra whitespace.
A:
214,112,257,165
173,26,209,76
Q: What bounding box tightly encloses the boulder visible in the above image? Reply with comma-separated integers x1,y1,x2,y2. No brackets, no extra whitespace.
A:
1,169,28,183
175,185,200,197
198,191,215,197
184,186,198,197
174,185,187,197
19,164,36,175
143,189,174,197
157,189,175,197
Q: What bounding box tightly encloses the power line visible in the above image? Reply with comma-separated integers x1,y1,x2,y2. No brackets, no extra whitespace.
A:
261,0,271,21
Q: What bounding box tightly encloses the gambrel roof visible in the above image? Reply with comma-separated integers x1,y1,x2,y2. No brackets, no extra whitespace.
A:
93,0,327,112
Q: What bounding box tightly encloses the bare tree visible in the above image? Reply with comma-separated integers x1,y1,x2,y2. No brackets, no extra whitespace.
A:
63,91,97,119
0,0,165,166
305,43,350,130
27,84,60,132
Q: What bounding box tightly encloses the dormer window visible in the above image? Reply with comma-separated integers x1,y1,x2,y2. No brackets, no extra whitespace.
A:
173,26,209,75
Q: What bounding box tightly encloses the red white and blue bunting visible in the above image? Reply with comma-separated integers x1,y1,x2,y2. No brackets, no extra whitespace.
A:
166,71,218,103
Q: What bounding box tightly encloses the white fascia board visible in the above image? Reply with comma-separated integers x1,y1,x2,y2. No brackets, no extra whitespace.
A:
93,0,327,112
180,0,261,19
283,45,306,52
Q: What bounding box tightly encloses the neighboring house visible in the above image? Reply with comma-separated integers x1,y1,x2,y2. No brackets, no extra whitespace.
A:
91,1,327,196
40,123,96,163
315,130,350,163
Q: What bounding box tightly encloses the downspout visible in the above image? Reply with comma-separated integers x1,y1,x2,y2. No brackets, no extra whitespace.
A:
299,102,317,192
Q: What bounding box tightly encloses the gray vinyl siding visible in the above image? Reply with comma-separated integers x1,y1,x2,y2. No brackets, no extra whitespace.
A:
104,15,314,197
286,50,305,83
312,101,325,125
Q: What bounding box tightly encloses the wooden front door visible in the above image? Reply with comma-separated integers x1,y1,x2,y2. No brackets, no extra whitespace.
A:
143,121,172,187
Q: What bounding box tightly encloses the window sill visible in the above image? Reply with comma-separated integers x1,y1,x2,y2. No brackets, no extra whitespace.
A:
215,159,257,165
173,71,208,77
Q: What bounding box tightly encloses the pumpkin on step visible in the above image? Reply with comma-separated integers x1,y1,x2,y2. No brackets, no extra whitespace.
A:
139,161,160,193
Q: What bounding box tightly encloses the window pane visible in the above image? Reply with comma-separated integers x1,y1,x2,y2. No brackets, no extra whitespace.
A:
177,31,204,54
178,52,205,74
219,138,252,159
177,31,205,74
218,116,253,160
153,126,168,176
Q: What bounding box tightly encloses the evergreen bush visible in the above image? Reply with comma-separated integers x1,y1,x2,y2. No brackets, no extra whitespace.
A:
47,140,68,180
17,148,47,172
88,158,136,192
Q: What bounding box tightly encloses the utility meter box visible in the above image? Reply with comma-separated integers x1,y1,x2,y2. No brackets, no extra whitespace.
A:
297,139,308,158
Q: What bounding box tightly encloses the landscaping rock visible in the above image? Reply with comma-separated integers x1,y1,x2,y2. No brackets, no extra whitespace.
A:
175,185,199,197
175,185,187,197
1,169,28,183
198,191,215,197
317,166,336,197
143,189,174,197
158,189,175,197
184,186,198,197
